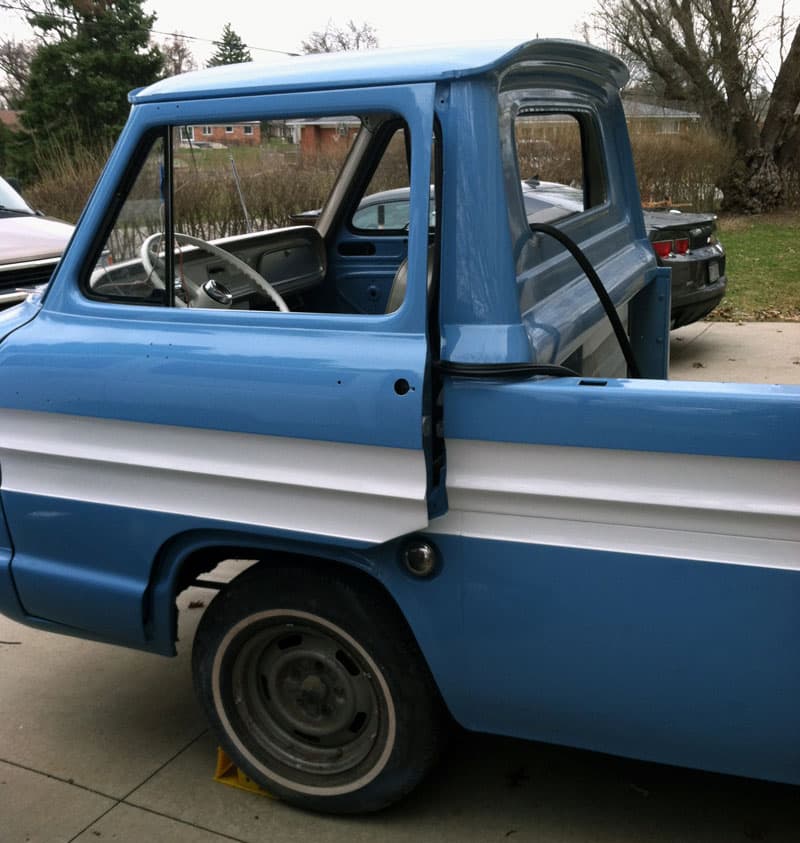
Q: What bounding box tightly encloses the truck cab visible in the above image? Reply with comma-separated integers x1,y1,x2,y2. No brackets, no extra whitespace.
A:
0,40,797,814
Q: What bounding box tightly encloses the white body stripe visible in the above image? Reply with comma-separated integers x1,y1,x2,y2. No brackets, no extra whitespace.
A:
0,409,429,544
3,412,798,568
427,439,800,571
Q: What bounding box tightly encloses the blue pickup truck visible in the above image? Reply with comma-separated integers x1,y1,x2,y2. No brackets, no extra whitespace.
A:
0,40,797,814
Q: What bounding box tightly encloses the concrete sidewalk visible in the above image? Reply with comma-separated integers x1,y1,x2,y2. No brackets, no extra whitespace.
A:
2,322,799,842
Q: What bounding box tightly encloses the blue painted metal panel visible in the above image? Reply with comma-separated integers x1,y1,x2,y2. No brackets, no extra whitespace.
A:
438,79,531,363
517,241,653,371
1,419,798,790
0,310,427,448
0,565,27,626
437,71,658,372
331,237,408,315
0,295,42,344
409,532,800,786
3,492,190,645
8,85,438,449
629,266,671,379
131,40,628,104
443,377,800,461
3,491,376,650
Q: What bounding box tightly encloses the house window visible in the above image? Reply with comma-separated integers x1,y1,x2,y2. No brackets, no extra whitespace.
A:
202,126,212,136
225,126,234,134
244,125,254,136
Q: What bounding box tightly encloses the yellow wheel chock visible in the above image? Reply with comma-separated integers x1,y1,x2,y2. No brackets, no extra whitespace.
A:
214,748,274,798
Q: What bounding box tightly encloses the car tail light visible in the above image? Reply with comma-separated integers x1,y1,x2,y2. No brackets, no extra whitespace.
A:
673,238,690,255
652,240,672,258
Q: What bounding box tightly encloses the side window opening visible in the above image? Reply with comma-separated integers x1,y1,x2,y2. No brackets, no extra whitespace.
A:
87,132,167,304
85,112,426,317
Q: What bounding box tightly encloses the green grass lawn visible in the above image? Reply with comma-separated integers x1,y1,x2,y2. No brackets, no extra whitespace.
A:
174,141,298,171
711,212,799,321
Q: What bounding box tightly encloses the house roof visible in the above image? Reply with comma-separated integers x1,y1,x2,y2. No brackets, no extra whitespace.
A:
284,117,359,127
191,121,260,127
622,100,700,120
130,40,629,104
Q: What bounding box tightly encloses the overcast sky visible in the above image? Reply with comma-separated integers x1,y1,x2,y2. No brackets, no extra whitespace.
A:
1,0,793,76
145,2,600,60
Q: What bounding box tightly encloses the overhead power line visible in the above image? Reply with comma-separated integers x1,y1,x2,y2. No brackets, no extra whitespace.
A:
152,28,300,57
0,3,301,56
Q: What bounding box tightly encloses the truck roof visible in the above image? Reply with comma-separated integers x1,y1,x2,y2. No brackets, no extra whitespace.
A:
130,39,629,104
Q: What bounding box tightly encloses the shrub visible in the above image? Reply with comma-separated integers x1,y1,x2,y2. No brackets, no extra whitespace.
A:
630,128,733,211
25,141,108,220
21,124,743,229
515,122,732,211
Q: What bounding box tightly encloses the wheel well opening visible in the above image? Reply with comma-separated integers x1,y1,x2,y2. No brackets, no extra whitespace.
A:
166,547,417,656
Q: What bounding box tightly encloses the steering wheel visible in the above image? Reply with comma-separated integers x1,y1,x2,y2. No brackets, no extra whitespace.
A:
140,231,290,312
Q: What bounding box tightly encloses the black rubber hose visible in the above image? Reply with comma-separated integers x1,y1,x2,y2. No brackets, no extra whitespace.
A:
528,223,642,379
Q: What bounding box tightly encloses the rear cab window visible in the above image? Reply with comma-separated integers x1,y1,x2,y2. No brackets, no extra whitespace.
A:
514,112,604,225
499,79,649,376
348,127,435,233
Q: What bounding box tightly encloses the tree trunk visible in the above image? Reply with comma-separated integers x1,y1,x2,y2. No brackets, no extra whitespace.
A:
721,23,800,212
761,25,800,152
720,149,785,213
596,1,800,213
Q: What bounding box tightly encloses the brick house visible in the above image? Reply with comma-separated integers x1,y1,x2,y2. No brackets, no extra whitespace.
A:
183,123,261,146
285,117,360,156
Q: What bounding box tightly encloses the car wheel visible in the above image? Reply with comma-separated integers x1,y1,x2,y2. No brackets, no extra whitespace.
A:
192,562,446,814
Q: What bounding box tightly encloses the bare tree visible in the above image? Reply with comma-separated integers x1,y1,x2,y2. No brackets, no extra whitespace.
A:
593,0,800,212
161,32,197,77
0,39,35,109
302,20,379,54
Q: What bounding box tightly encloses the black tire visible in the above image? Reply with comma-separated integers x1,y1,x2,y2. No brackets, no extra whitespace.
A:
191,561,446,814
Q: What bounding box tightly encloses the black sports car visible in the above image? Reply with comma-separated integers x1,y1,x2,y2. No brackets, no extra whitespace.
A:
520,180,726,329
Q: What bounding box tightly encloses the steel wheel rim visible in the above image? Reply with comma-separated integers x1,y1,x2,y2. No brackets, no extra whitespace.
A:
213,610,396,794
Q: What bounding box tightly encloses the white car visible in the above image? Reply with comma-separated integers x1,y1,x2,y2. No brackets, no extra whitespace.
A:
0,177,74,306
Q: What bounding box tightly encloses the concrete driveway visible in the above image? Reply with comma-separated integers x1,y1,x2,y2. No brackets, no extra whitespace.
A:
3,588,799,843
670,321,800,384
2,322,799,842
